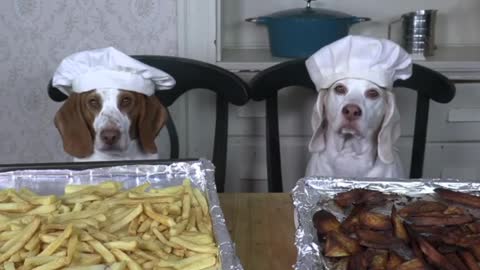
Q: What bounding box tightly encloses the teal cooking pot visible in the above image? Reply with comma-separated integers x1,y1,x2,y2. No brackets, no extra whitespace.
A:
245,1,370,58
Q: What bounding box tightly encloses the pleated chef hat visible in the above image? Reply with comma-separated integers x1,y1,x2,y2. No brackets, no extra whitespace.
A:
52,47,176,96
305,35,412,90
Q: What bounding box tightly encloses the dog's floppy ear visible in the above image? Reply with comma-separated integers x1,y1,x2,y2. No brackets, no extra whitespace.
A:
308,90,328,153
377,91,401,164
54,93,94,158
137,95,168,154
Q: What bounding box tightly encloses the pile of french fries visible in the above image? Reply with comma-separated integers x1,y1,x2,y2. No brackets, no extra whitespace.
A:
0,178,219,270
313,188,480,270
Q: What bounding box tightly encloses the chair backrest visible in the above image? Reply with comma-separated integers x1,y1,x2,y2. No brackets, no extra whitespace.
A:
48,55,250,192
249,59,456,192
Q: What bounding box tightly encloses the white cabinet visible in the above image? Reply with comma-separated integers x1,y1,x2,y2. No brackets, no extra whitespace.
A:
177,0,480,192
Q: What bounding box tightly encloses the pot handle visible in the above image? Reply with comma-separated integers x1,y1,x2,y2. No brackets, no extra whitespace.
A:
352,17,371,24
245,17,268,24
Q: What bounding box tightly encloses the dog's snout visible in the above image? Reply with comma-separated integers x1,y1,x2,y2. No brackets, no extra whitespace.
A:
100,129,121,146
342,104,362,121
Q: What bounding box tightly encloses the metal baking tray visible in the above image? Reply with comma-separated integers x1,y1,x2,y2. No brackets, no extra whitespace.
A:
0,159,243,270
291,176,480,270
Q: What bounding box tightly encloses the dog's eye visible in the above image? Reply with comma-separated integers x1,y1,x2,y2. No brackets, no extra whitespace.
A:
366,89,380,99
121,97,132,107
334,84,347,95
88,98,99,108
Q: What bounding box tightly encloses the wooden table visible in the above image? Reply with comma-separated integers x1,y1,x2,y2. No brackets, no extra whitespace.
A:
218,193,297,270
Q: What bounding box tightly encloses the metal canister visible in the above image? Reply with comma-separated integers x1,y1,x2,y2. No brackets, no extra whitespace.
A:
388,9,438,56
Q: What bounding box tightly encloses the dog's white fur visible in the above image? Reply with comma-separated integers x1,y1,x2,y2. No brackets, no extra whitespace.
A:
305,78,404,178
76,89,157,162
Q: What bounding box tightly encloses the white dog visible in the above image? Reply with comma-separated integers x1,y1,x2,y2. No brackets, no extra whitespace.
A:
305,78,404,178
304,35,412,178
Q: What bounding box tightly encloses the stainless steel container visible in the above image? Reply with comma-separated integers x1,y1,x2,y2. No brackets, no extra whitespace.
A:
389,9,438,56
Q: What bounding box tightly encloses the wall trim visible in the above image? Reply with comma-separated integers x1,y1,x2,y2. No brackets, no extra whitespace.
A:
176,0,216,62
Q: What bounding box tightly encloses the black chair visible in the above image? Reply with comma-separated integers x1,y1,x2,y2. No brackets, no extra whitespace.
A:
47,55,250,192
249,59,456,192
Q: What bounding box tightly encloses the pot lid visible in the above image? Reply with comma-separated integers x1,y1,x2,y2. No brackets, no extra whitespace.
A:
264,7,355,21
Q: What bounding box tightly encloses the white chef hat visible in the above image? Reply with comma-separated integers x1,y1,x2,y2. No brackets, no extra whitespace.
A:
52,47,176,96
305,35,412,90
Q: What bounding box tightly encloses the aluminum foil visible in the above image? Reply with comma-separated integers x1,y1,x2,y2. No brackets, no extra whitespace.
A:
292,176,480,270
0,159,243,270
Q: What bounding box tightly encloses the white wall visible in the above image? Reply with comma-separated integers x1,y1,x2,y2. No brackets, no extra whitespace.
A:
0,0,178,163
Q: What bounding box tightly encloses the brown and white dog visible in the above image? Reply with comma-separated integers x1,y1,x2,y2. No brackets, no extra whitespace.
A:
54,88,167,162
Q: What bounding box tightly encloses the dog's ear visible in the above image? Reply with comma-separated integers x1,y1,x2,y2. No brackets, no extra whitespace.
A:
54,93,94,158
308,90,328,153
137,95,168,154
377,91,401,164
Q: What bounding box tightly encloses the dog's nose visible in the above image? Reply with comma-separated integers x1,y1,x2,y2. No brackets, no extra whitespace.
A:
100,129,120,145
342,104,362,121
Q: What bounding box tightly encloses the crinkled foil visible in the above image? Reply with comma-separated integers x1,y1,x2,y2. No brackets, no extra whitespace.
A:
292,176,480,270
0,159,243,270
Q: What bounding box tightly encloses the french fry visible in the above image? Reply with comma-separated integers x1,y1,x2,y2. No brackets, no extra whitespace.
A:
27,204,58,215
128,216,139,236
186,212,197,232
72,203,83,212
111,249,142,270
109,261,127,270
104,240,137,251
106,204,143,233
182,180,192,220
192,189,209,217
133,249,158,261
63,195,102,204
137,218,152,233
144,203,176,227
72,253,102,265
0,203,33,213
64,265,107,270
181,256,216,270
87,229,117,242
51,207,108,224
170,219,189,236
38,223,73,256
157,254,215,269
129,183,151,194
79,231,94,242
8,190,29,204
88,239,115,264
170,237,218,254
179,234,214,245
0,230,19,241
67,232,78,264
0,217,41,263
152,228,179,248
0,180,219,269
3,262,15,270
184,179,199,207
24,255,62,267
173,248,186,258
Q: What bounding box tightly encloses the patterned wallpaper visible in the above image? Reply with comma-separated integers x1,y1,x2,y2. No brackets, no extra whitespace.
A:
0,0,177,164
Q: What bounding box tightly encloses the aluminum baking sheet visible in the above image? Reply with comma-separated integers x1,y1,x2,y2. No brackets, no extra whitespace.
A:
292,176,480,270
0,159,243,270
